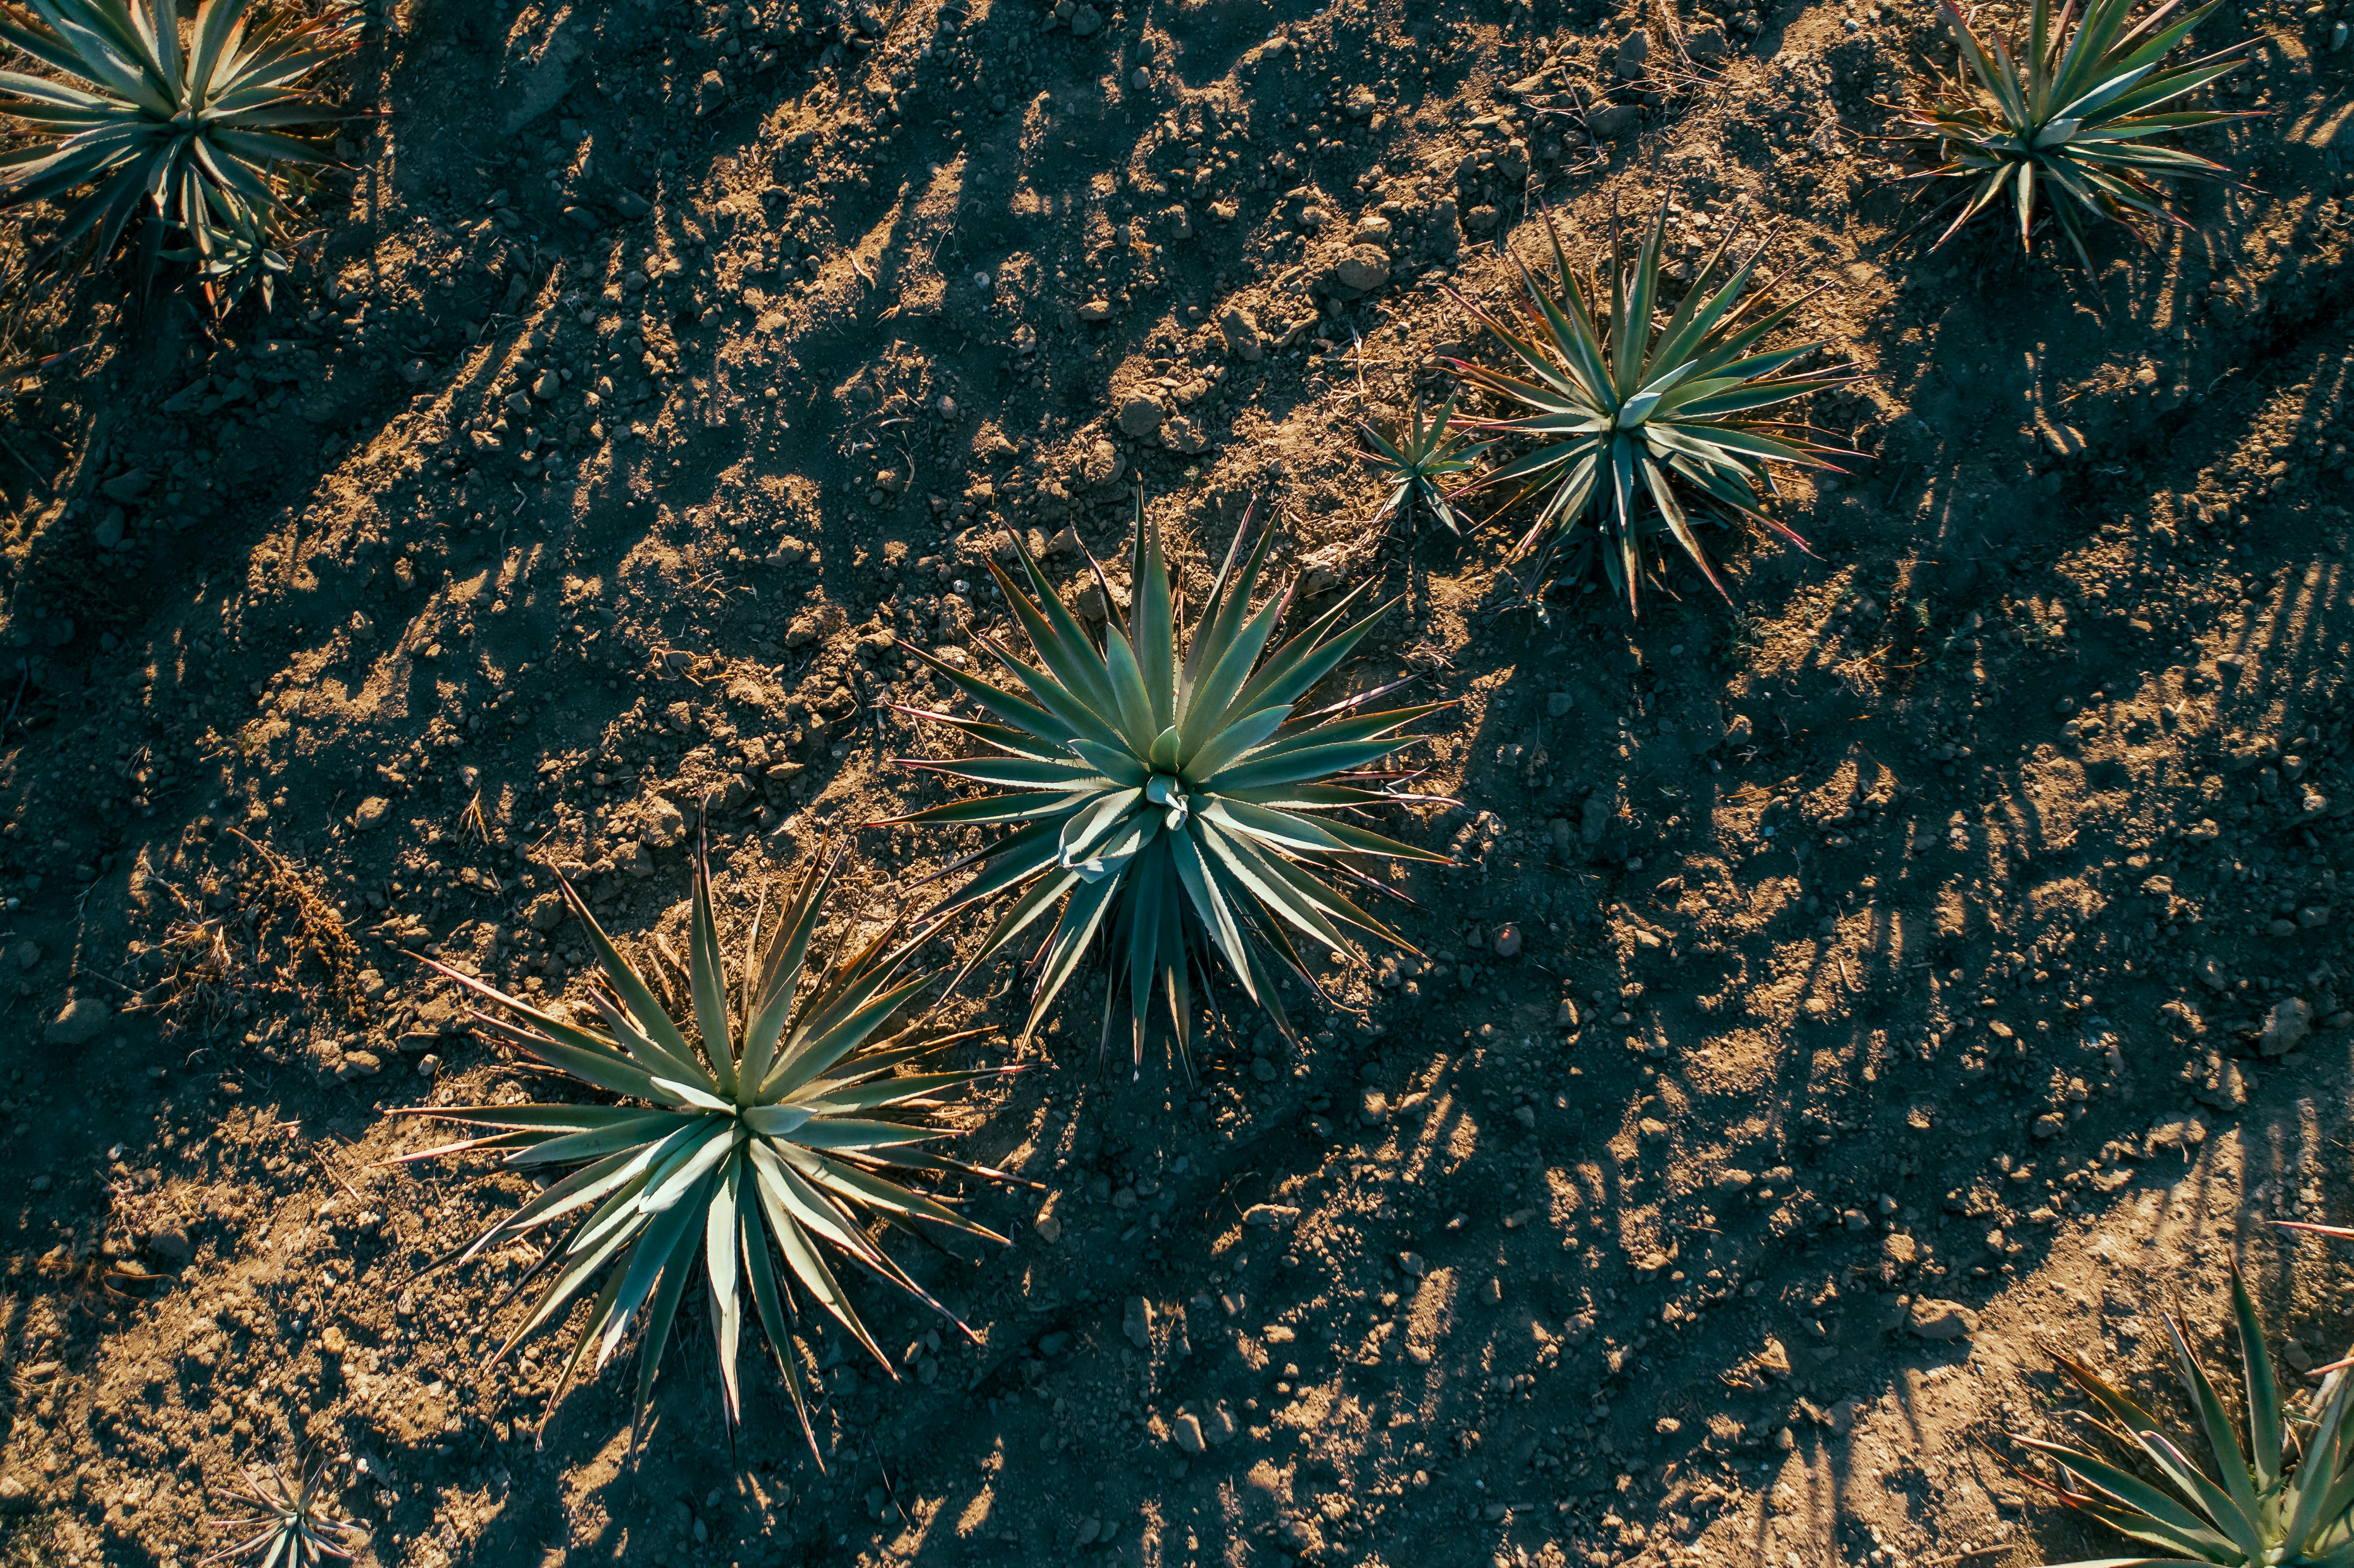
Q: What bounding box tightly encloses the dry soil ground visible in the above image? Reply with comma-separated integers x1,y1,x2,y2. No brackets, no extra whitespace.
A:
3,1,2354,1567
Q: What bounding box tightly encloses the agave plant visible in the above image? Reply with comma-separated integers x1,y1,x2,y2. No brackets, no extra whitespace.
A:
1446,205,1854,617
2005,1264,2354,1566
392,845,1018,1459
882,512,1447,1063
203,1453,364,1568
0,0,352,282
1889,0,2251,269
1357,390,1488,539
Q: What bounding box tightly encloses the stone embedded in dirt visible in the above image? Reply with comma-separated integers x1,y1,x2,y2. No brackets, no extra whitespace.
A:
640,795,688,849
1333,245,1391,295
1069,3,1102,34
695,70,729,115
1556,996,1579,1028
100,469,151,503
1080,439,1127,488
1581,792,1611,844
1280,1518,1326,1554
1220,305,1266,362
2146,1117,2208,1157
1398,1251,1425,1277
93,509,125,548
533,370,560,399
1117,394,1165,439
2260,997,2315,1057
1462,204,1499,234
1351,214,1393,246
46,994,109,1046
1359,1089,1388,1125
1614,28,1650,76
1589,104,1641,140
1124,1295,1153,1348
1687,24,1731,59
12,941,40,971
1546,691,1575,717
1722,712,1753,746
2031,1112,2065,1139
146,1227,192,1263
1243,1203,1299,1228
2195,954,2229,989
1035,1207,1063,1244
354,796,391,831
1171,1410,1206,1453
1079,298,1113,323
1162,416,1210,454
1906,1299,1977,1341
1492,923,1522,958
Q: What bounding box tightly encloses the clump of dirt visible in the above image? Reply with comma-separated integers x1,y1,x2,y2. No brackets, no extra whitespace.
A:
2,0,2352,1566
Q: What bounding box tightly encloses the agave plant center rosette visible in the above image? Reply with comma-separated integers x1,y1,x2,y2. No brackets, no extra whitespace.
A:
881,510,1449,1063
0,0,352,290
1890,0,2251,268
391,845,1023,1460
1445,204,1856,616
1356,389,1489,540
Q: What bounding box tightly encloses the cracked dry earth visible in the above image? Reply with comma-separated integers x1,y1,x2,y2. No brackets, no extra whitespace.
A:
2,0,2354,1566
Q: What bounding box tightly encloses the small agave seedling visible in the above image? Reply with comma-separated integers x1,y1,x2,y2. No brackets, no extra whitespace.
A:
2005,1264,2354,1566
883,510,1447,1064
0,0,352,285
1889,0,2252,269
393,844,1019,1459
1356,391,1488,539
203,1453,364,1568
1447,205,1854,617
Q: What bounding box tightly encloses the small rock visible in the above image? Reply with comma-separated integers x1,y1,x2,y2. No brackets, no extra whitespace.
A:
639,795,688,850
1722,713,1753,746
1161,415,1209,455
1279,1518,1325,1555
1491,922,1523,958
2146,1117,2208,1157
46,995,109,1046
532,369,560,400
1242,1203,1299,1228
1687,23,1730,59
1614,28,1651,76
2195,955,2229,990
1546,691,1575,718
1589,103,1642,140
1581,793,1612,845
1068,3,1102,35
1351,214,1393,246
418,1053,443,1079
353,796,391,831
1078,298,1114,323
146,1227,193,1263
1333,245,1391,294
694,69,729,115
1124,1295,1154,1349
1171,1411,1206,1454
1117,394,1165,439
1461,203,1500,234
1906,1299,1977,1341
100,469,153,503
2031,1112,2066,1139
1398,1251,1426,1277
1219,305,1266,362
2260,997,2314,1058
1035,1209,1063,1244
93,509,125,548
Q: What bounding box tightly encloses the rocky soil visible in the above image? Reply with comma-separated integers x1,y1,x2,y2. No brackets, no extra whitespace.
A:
2,0,2353,1566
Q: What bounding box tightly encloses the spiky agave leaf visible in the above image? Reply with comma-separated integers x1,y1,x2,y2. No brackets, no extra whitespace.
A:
0,0,353,285
160,184,289,317
881,506,1449,1067
1887,0,2253,270
202,1452,364,1568
388,843,1019,1464
2003,1262,2354,1567
1357,390,1489,539
1445,204,1856,618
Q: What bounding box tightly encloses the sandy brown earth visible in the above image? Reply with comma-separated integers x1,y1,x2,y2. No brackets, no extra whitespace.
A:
2,0,2353,1566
